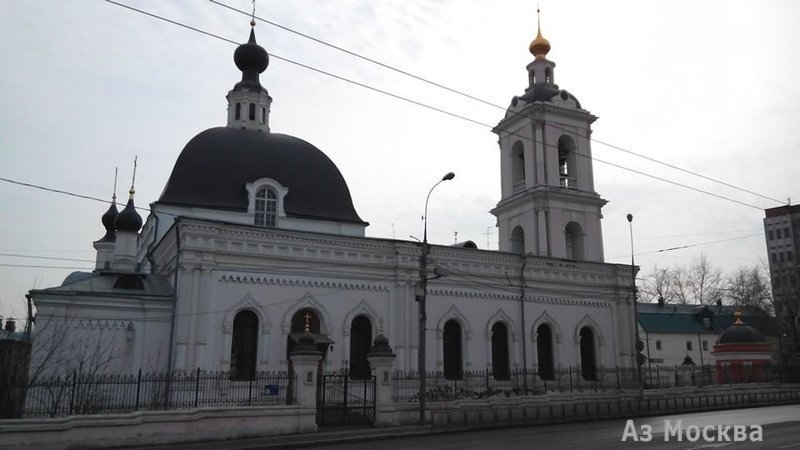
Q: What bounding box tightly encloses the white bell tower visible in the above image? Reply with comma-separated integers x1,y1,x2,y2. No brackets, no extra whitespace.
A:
491,12,606,262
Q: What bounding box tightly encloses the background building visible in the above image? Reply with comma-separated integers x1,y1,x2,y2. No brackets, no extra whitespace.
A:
764,205,800,364
638,301,777,367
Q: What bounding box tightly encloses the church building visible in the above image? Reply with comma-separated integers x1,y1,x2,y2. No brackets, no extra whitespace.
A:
29,17,637,382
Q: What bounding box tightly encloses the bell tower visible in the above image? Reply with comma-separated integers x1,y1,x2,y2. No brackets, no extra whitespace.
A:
491,11,607,262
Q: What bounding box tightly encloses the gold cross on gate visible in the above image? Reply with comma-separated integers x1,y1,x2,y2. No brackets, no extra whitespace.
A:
303,311,313,332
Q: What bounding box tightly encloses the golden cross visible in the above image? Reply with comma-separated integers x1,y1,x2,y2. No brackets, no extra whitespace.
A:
303,311,312,332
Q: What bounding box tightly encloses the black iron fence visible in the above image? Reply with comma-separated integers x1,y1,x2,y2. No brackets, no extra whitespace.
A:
392,364,800,402
18,369,294,418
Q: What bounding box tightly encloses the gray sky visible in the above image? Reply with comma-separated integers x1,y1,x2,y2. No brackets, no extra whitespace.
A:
1,0,799,320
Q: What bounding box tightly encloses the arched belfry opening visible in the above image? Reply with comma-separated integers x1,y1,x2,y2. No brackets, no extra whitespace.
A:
579,326,597,381
536,324,555,380
510,226,525,255
491,322,510,380
510,140,525,192
443,320,463,380
230,310,258,380
565,221,585,261
349,315,372,379
557,135,578,190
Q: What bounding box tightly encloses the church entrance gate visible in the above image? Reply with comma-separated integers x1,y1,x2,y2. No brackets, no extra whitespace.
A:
316,371,376,427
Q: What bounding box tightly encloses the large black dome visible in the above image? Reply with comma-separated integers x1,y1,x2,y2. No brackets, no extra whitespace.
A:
158,127,366,225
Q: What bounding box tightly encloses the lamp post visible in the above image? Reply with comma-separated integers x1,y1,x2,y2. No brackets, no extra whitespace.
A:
627,213,643,395
418,171,454,425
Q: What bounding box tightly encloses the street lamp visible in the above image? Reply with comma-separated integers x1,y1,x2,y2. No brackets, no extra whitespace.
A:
418,171,455,425
628,213,644,395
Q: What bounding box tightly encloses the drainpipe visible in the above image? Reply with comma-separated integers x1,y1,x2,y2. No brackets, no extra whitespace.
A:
145,211,160,272
520,254,528,390
166,218,182,374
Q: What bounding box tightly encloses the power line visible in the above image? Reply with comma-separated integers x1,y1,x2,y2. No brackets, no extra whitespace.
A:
209,0,783,206
606,233,763,261
103,1,771,212
0,253,95,263
0,263,92,270
209,0,504,111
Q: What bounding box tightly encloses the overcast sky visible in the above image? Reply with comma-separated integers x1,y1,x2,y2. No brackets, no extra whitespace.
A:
1,0,799,320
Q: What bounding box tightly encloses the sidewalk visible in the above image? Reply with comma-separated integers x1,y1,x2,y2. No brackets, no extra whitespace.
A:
128,424,445,450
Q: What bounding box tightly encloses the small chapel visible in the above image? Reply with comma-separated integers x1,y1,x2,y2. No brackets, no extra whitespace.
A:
29,15,637,382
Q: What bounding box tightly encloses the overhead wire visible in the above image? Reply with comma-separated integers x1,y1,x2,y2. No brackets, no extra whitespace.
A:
210,0,784,206
102,0,773,211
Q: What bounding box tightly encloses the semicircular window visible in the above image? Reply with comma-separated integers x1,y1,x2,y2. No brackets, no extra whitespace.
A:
113,275,144,290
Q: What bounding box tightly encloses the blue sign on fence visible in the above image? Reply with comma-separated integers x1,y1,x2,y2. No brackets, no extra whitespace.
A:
264,384,279,395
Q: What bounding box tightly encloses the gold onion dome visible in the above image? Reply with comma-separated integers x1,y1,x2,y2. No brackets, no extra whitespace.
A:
529,9,551,60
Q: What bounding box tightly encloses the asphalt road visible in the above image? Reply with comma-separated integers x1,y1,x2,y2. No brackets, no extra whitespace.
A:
130,404,800,449
299,404,800,450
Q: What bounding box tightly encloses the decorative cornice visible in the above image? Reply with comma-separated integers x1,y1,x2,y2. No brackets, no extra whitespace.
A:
428,287,612,308
219,273,389,293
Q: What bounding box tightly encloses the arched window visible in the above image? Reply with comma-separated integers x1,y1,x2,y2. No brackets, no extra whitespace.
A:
235,102,241,120
443,320,463,380
349,316,372,379
491,322,510,380
510,140,525,192
579,326,597,381
545,67,554,84
536,324,555,380
510,226,525,255
254,187,277,227
557,135,578,189
565,222,585,261
287,308,328,360
230,310,258,380
249,103,256,120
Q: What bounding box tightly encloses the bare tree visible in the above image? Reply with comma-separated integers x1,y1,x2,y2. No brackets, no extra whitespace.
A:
27,314,127,416
640,265,675,303
670,254,724,305
725,264,773,314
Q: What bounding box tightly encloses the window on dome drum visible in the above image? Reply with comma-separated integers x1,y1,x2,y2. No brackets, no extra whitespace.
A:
254,187,277,227
510,226,525,255
655,340,662,351
443,320,463,380
235,102,241,120
249,103,256,120
491,322,510,380
536,324,555,380
349,316,372,380
579,326,597,381
230,310,258,380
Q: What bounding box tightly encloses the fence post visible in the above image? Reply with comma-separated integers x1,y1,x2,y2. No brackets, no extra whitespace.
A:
569,366,573,393
69,370,77,416
616,366,620,390
135,369,142,411
656,366,660,388
674,365,679,387
248,374,253,406
486,369,490,391
194,368,200,408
